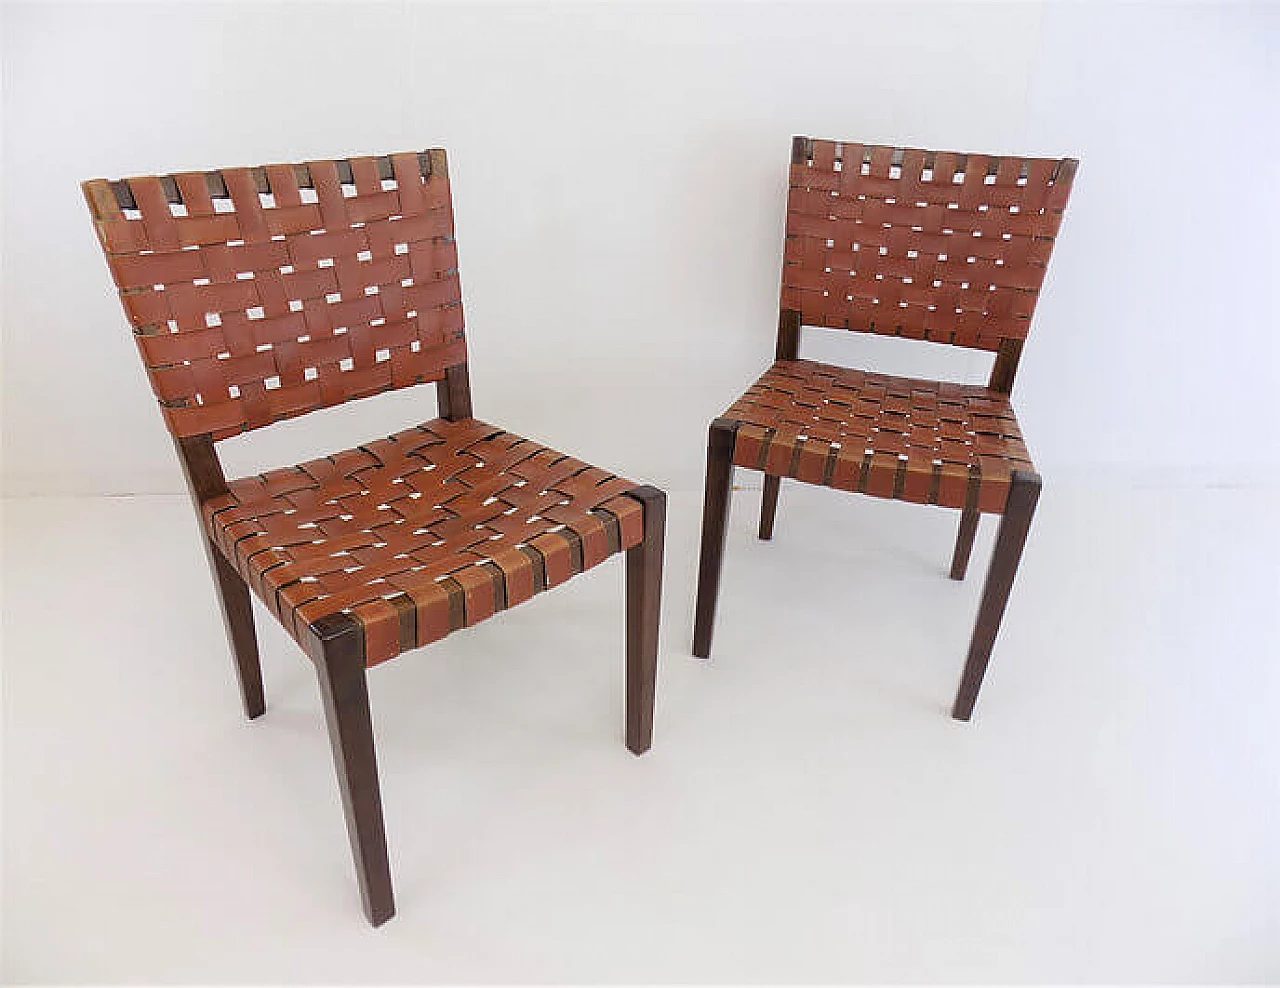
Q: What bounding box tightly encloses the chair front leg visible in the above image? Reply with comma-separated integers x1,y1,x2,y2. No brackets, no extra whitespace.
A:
308,615,395,926
951,471,1042,721
758,475,782,540
624,485,667,755
949,505,981,581
692,417,738,658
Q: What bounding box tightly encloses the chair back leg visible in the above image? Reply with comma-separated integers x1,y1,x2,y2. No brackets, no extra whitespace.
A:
174,433,266,720
949,506,981,581
758,475,782,540
206,544,266,719
693,418,738,658
951,471,1042,721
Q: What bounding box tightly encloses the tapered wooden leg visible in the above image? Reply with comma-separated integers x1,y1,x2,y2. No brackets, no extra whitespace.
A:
952,471,1042,721
205,544,266,719
949,506,980,581
173,433,265,720
625,485,666,755
309,615,395,926
693,417,738,658
758,475,781,540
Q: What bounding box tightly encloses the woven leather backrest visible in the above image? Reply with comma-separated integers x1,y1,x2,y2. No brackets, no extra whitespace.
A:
783,138,1077,352
83,150,466,439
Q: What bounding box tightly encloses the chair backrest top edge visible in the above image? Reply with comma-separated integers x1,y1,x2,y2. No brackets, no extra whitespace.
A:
84,149,443,215
791,135,1078,182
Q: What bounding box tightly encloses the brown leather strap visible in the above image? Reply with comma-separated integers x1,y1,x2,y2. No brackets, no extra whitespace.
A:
203,417,644,666
783,139,1077,353
82,149,466,439
726,359,1033,513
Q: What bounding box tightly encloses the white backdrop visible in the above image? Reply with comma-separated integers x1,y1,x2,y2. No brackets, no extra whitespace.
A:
3,1,1277,496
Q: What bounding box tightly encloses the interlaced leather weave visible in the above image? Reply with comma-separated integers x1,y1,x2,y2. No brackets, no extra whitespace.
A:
726,359,1031,513
204,417,644,666
82,151,465,439
82,148,665,923
785,139,1076,351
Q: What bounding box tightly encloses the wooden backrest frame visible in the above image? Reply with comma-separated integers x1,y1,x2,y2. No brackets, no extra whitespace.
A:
778,136,1077,394
84,148,474,508
83,148,471,442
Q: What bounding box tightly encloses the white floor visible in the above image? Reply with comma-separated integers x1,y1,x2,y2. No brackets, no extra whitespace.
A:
3,480,1278,984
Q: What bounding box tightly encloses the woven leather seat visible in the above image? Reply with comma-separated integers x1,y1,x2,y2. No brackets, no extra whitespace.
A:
725,359,1031,513
205,417,643,667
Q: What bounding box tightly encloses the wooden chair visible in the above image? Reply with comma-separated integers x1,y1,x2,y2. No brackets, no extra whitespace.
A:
693,137,1076,720
82,149,666,926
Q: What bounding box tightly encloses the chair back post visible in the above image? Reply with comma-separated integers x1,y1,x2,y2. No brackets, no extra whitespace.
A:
437,363,473,420
421,147,474,422
174,433,229,505
987,338,1023,394
775,308,801,361
986,154,1077,395
773,136,810,362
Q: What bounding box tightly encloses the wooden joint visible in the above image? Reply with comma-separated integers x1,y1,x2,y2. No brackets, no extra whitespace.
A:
1009,469,1042,495
303,611,365,668
624,484,668,538
1004,469,1043,516
708,417,740,459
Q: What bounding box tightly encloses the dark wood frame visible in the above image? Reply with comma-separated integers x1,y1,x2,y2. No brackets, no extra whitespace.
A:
96,149,668,926
693,293,1043,721
173,363,666,927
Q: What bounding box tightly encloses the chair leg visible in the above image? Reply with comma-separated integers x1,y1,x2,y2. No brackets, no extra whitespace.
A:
693,417,738,658
951,471,1042,721
949,506,980,581
206,542,265,719
758,475,781,540
310,615,395,927
625,485,666,755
